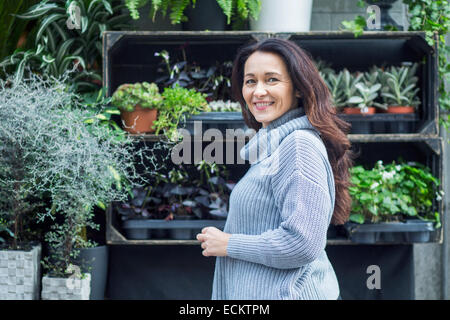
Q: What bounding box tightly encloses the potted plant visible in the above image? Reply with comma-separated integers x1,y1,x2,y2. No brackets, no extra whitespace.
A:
1,72,150,300
116,161,234,240
0,74,65,300
322,70,348,113
346,82,385,115
250,0,312,32
153,84,209,141
111,82,163,134
346,160,443,243
380,64,421,114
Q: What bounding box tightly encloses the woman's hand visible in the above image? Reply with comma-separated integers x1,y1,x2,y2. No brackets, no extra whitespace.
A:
196,227,231,257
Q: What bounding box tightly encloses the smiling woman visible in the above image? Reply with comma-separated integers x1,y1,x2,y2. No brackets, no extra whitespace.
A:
196,38,356,300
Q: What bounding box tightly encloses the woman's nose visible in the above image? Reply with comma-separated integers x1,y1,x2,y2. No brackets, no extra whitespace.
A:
253,82,268,97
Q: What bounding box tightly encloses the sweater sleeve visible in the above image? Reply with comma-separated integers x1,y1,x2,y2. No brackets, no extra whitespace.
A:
226,132,332,269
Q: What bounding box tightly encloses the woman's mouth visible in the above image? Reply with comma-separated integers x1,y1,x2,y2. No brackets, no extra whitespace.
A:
253,101,274,111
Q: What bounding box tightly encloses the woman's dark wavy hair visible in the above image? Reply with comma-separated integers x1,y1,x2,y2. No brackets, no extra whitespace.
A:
231,38,356,225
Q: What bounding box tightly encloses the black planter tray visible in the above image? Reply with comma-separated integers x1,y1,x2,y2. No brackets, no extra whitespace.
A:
122,219,226,240
344,220,435,244
186,112,417,122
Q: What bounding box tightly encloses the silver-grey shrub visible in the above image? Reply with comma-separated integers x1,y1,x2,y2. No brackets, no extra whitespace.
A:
0,72,155,276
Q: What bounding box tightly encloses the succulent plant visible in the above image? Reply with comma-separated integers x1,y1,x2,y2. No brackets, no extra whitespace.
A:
348,82,386,112
323,71,347,110
341,69,364,107
208,100,241,112
380,64,421,108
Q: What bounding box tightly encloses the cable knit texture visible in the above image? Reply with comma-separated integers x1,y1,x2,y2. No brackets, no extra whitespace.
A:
211,107,340,300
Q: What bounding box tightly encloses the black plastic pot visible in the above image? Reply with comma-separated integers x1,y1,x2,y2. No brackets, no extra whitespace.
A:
169,216,196,240
124,227,151,240
75,245,109,300
185,112,248,134
344,220,435,244
121,219,226,240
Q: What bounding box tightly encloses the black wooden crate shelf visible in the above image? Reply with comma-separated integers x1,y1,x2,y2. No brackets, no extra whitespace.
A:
103,31,443,246
103,31,438,135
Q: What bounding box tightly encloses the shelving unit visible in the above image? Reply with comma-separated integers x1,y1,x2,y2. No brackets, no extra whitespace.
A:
103,31,443,246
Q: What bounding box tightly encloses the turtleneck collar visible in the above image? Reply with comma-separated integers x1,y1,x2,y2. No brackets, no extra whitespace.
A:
240,107,320,165
266,107,306,130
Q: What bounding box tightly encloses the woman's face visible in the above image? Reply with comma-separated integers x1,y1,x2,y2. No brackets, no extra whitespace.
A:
242,51,300,128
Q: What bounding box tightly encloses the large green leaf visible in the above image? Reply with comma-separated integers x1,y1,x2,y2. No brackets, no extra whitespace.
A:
36,13,66,43
55,38,76,65
13,3,61,19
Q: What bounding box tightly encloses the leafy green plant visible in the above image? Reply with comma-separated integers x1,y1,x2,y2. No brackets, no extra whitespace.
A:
0,0,39,69
124,0,261,25
380,64,421,108
0,0,131,92
153,84,208,141
111,82,163,112
349,160,442,228
0,70,153,277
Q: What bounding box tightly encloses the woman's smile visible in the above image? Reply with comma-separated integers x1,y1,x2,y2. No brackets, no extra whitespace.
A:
253,100,275,111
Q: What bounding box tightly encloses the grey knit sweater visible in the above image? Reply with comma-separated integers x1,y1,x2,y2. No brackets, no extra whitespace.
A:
211,107,340,300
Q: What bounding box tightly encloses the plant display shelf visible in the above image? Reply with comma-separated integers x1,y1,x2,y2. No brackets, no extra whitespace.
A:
103,31,438,135
104,31,442,246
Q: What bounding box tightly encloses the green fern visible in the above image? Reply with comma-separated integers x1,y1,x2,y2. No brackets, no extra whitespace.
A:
169,0,190,24
216,0,233,24
125,0,148,20
246,0,260,20
125,0,261,25
235,0,248,19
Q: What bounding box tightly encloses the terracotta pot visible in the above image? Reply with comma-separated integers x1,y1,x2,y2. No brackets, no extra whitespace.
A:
120,105,158,134
386,105,415,114
342,107,376,115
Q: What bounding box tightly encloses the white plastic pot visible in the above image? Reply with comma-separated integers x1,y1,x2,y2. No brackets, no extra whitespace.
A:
250,0,314,32
0,243,41,300
41,273,91,300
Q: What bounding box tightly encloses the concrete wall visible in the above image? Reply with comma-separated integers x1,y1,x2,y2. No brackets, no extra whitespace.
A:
311,0,406,31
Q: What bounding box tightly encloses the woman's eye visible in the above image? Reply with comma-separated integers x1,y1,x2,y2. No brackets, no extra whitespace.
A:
245,79,256,85
268,77,278,83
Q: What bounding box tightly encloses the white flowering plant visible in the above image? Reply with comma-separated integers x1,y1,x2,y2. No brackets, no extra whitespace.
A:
349,160,443,228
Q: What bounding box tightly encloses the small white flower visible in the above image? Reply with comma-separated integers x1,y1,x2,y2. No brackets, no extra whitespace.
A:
361,106,369,113
395,165,401,171
370,182,380,189
382,170,396,181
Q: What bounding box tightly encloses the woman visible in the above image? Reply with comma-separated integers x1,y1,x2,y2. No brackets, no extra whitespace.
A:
196,38,355,300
